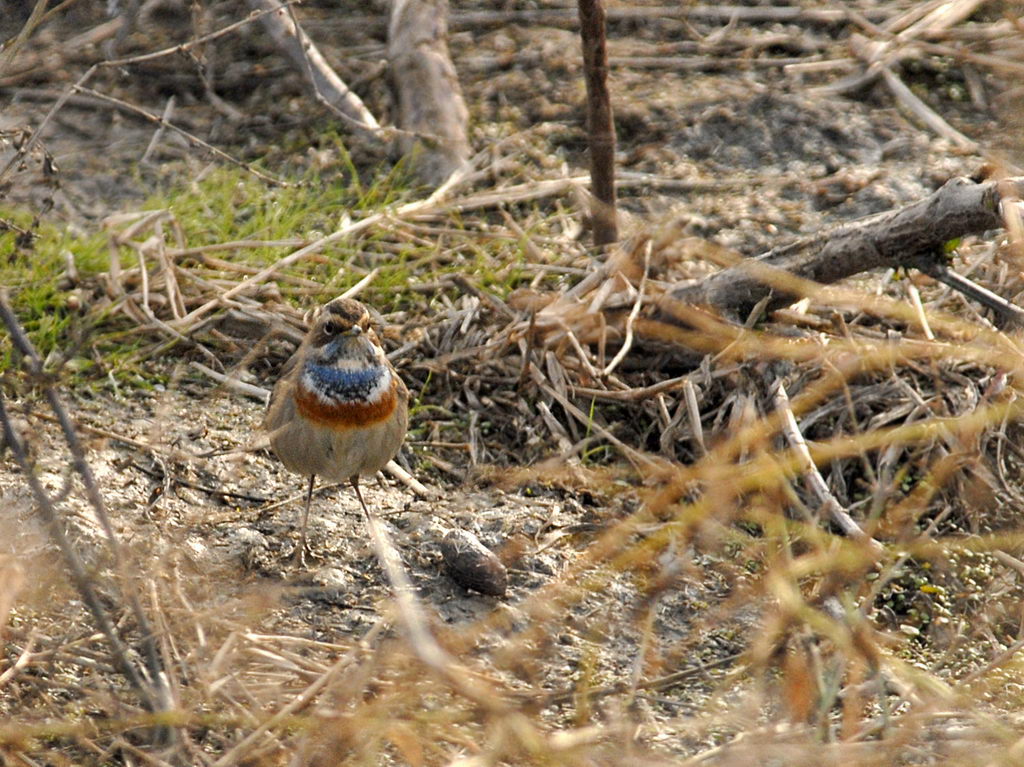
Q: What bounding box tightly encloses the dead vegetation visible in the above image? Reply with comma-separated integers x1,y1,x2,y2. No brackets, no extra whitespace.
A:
3,1,1024,765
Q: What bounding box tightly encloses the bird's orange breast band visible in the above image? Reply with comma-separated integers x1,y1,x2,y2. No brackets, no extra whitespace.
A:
295,382,399,429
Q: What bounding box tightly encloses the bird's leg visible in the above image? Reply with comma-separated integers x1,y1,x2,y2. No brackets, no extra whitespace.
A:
294,474,316,566
350,475,373,520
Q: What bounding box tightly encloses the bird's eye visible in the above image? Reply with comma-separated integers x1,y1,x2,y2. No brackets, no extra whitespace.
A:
323,322,339,335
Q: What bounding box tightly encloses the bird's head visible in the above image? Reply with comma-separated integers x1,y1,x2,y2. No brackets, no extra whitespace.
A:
305,297,384,365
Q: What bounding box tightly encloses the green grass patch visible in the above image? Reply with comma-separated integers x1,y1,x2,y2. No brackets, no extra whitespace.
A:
3,157,552,388
2,145,561,389
0,209,108,372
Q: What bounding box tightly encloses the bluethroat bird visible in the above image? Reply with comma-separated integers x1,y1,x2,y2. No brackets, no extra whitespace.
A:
264,297,409,565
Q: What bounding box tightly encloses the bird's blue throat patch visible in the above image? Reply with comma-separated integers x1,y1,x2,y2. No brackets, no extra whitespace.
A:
303,363,386,403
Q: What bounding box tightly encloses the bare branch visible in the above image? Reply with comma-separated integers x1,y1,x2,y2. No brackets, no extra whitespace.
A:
577,0,618,246
0,292,179,745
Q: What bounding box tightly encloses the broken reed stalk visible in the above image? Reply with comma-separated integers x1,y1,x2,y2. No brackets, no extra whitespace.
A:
577,0,618,246
362,509,505,708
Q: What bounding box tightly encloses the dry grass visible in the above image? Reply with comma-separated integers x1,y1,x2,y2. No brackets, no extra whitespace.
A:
6,180,1024,765
4,1,1024,765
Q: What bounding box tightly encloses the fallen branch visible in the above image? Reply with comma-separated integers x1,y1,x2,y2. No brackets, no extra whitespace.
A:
387,0,471,186
659,176,1024,327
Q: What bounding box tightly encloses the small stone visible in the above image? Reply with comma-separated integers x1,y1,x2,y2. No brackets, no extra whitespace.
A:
440,528,507,597
311,567,350,589
228,527,271,570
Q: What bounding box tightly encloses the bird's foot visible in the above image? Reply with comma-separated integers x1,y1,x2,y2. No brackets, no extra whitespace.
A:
291,539,314,567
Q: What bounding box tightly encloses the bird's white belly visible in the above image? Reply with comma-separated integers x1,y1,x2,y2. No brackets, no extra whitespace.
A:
270,403,407,481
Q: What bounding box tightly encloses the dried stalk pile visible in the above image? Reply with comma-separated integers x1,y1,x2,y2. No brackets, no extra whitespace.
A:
91,171,1024,538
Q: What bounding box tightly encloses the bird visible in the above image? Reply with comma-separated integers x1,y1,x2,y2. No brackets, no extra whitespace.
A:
263,296,409,565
